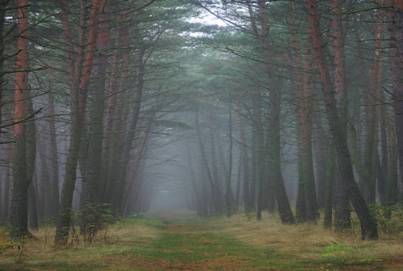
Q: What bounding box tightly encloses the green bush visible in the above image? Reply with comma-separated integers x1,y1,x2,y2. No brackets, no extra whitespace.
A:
78,203,115,243
370,204,403,235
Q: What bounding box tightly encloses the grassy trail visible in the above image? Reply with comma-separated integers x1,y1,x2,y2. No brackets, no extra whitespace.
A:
0,214,402,270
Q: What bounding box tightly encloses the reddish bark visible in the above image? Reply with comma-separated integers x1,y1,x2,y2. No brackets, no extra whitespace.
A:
14,0,29,138
306,0,378,240
55,0,106,246
289,0,317,222
10,0,30,239
78,0,105,115
394,0,403,9
59,0,76,85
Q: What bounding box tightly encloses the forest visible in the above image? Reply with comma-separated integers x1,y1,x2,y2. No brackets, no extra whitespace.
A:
0,0,403,270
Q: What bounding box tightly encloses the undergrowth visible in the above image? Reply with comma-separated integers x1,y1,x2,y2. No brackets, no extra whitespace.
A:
0,212,402,270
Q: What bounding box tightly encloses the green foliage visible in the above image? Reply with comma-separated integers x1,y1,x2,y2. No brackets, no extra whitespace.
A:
322,243,354,258
370,204,403,235
79,203,115,243
318,242,382,269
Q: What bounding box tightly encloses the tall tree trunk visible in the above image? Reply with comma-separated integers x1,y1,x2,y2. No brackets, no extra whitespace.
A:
47,89,59,218
225,96,234,217
25,86,37,230
102,9,128,202
386,110,398,207
81,7,110,235
195,109,223,213
391,1,403,200
306,0,378,240
55,0,104,246
324,145,335,228
236,98,251,212
313,109,327,209
28,179,38,231
362,7,383,204
254,0,295,224
329,0,352,231
385,4,399,206
289,1,317,222
9,0,30,239
111,48,146,214
252,88,264,220
0,0,9,134
2,146,11,223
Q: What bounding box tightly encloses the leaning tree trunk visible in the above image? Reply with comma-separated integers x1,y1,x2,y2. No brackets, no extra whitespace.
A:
306,0,378,240
252,0,295,224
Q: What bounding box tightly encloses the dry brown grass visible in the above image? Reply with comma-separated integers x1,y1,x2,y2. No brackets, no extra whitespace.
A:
0,218,160,270
209,213,403,262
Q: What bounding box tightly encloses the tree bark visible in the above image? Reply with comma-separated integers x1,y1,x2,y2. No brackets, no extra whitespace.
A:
9,0,30,239
225,95,234,217
306,0,378,240
55,0,105,246
80,7,110,235
391,1,403,201
289,0,317,222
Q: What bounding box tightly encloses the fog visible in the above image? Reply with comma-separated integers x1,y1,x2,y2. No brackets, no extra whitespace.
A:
1,1,403,269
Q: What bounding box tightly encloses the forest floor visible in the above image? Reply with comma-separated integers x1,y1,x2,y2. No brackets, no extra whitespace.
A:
0,211,403,270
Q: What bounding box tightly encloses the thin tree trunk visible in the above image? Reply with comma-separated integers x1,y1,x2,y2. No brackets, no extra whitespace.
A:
195,109,223,213
225,95,234,216
47,88,60,218
236,97,251,212
25,83,37,230
324,145,335,228
28,179,38,230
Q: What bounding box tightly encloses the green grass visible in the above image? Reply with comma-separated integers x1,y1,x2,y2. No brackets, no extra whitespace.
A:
0,215,402,270
128,221,307,270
